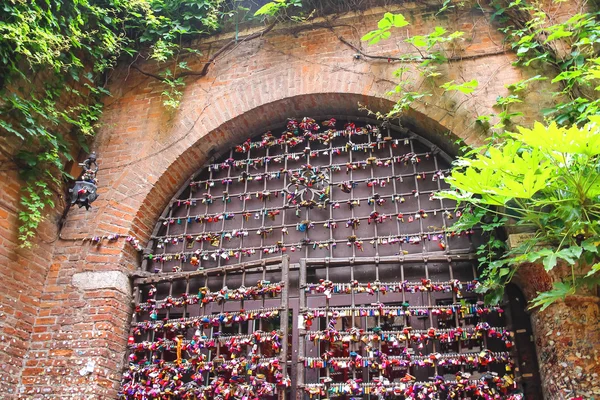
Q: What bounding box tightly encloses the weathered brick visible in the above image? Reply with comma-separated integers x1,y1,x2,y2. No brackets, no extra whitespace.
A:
0,2,588,398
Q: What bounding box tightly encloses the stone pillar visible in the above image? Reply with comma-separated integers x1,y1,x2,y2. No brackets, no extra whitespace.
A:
529,296,600,399
513,263,600,399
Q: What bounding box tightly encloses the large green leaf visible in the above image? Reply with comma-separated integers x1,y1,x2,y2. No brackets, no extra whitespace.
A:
529,282,575,311
512,120,600,156
446,140,555,205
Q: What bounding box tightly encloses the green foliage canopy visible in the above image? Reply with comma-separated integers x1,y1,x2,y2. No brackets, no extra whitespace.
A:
0,0,224,246
440,119,600,310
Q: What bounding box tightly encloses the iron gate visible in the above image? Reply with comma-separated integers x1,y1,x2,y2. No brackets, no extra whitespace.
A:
121,118,526,399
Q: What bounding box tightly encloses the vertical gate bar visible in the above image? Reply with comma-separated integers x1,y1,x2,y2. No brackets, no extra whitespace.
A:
161,206,174,273
183,277,190,319
205,272,212,386
198,168,213,271
238,146,252,264
409,137,426,255
131,285,146,364
367,127,379,257
328,132,334,259
325,259,331,384
260,263,266,331
259,147,270,262
350,261,356,382
161,279,173,361
401,263,412,379
217,149,234,268
279,255,290,400
375,259,381,400
215,271,226,360
325,263,330,384
388,126,404,259
179,168,194,272
132,286,140,325
304,141,310,261
281,142,289,258
349,138,356,259
423,260,437,376
221,271,226,320
433,153,451,254
297,259,306,396
448,260,463,374
239,266,246,335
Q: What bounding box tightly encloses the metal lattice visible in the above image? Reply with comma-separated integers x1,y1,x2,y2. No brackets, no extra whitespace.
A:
122,118,524,400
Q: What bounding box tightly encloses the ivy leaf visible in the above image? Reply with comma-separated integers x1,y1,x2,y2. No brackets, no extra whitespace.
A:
552,70,583,83
543,253,558,271
484,287,505,306
512,120,600,156
361,29,391,45
391,13,409,28
406,35,428,47
440,79,479,94
254,3,278,16
556,246,583,265
586,262,600,277
581,238,599,253
378,14,392,29
545,27,573,43
378,12,409,29
529,282,574,311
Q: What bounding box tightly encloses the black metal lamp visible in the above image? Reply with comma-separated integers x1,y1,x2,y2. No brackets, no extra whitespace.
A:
69,152,99,210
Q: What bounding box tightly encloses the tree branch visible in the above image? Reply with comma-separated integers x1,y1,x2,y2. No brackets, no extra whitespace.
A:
130,63,166,82
333,29,508,63
131,20,279,82
178,19,279,79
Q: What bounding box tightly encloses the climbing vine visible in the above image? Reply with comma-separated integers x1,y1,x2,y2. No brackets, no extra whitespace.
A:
0,0,304,248
0,0,227,247
361,0,600,309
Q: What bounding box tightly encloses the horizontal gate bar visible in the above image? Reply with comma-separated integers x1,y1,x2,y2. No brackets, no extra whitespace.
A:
133,252,479,285
132,256,285,285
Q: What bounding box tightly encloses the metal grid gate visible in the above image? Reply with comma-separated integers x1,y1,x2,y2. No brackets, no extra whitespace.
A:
140,118,473,273
126,257,291,399
296,258,515,399
121,117,523,399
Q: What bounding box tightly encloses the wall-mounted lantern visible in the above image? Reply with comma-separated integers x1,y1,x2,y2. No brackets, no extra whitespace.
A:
69,152,99,210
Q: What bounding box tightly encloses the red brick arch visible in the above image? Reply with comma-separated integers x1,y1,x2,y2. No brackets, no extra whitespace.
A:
22,6,528,395
126,92,468,250
13,3,588,396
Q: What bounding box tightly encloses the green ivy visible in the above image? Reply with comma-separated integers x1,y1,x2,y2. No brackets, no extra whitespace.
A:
1,0,308,247
255,0,302,17
0,0,233,247
497,1,600,126
361,12,470,116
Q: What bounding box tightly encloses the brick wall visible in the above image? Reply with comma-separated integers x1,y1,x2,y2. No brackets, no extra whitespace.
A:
0,1,582,398
0,138,64,397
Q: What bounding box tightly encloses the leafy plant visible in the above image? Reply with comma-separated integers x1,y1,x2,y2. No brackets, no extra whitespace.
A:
1,0,309,247
254,0,302,18
361,12,409,45
361,12,468,117
439,119,600,310
441,79,479,94
359,0,600,313
0,0,226,247
499,2,600,126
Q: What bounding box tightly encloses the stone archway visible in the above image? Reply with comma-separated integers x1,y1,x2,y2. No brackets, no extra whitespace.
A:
118,107,539,398
21,83,534,398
